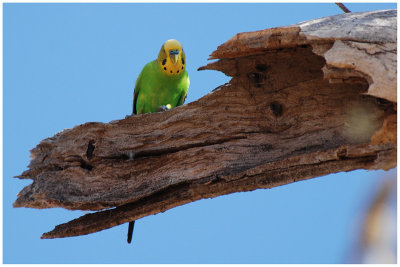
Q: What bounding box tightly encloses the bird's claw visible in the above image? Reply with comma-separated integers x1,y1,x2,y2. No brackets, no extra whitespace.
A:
157,104,172,112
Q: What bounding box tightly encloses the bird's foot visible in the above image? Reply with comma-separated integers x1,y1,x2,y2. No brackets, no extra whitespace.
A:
157,104,172,112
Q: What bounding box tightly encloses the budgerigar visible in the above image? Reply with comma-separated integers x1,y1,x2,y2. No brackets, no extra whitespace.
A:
127,39,190,244
132,39,190,115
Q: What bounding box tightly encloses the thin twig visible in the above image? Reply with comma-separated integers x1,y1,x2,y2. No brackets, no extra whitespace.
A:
335,3,351,13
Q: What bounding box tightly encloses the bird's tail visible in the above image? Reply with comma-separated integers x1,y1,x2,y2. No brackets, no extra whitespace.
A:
127,221,135,244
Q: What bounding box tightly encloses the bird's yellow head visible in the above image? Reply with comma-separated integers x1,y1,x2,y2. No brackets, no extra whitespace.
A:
157,39,186,76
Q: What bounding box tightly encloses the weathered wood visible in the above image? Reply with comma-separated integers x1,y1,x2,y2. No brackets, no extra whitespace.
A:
15,10,396,239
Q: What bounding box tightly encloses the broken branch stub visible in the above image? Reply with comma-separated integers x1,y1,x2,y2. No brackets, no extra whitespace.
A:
15,10,396,239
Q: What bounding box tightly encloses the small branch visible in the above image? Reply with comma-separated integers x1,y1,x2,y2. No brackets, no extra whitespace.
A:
335,3,351,13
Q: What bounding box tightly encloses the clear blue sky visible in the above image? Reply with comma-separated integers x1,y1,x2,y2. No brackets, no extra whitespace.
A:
3,2,397,264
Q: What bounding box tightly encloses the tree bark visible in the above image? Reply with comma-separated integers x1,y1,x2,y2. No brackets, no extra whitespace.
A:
14,10,397,239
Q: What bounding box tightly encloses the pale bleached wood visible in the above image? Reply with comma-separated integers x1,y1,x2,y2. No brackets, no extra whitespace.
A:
14,10,396,239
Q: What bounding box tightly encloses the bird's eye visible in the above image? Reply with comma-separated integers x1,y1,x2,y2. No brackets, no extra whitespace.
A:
181,57,185,65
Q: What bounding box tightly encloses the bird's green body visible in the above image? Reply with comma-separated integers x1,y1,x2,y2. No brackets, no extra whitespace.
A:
133,60,189,114
133,39,189,115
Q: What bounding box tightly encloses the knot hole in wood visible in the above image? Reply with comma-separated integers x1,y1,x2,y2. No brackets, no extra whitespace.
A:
86,140,96,160
270,101,284,117
247,72,266,87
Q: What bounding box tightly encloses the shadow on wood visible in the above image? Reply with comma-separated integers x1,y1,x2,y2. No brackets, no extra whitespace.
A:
14,10,397,239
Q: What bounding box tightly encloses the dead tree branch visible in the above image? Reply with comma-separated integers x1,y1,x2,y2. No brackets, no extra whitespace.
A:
15,10,397,239
335,3,351,13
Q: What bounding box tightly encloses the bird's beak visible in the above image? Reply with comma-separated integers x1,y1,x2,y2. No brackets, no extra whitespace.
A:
169,50,179,65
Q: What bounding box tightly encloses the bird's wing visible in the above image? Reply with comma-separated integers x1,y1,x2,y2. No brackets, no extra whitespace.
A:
132,69,144,115
177,74,190,106
177,90,187,106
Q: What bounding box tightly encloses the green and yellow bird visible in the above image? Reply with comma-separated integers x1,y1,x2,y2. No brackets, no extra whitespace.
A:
127,39,189,244
132,39,190,115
